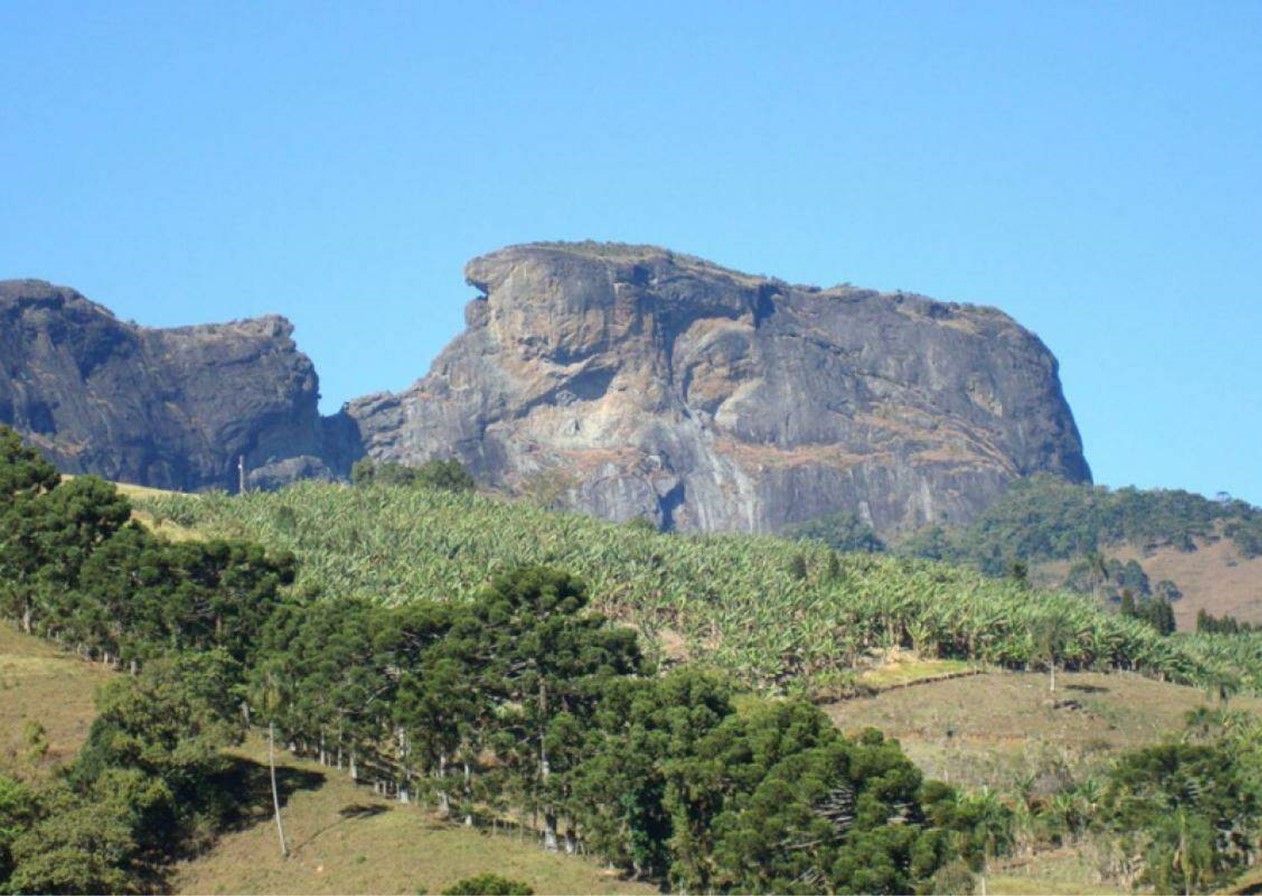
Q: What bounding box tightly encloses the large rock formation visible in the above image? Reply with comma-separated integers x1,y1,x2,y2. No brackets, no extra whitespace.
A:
347,243,1091,533
0,279,353,491
0,246,1090,532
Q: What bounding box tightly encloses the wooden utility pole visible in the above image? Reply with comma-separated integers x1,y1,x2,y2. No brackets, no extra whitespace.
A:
269,721,289,858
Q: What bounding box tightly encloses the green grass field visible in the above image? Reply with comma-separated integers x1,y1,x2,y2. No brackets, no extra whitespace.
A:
0,620,111,782
828,668,1262,790
172,738,658,896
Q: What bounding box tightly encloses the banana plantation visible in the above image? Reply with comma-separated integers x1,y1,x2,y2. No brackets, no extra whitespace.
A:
136,481,1255,697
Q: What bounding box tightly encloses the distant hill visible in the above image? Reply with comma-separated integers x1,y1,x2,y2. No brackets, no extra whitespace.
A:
879,475,1262,628
1,241,1090,533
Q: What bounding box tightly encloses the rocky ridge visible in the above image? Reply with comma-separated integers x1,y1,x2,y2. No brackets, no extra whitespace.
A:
0,246,1090,533
0,279,355,492
345,243,1091,533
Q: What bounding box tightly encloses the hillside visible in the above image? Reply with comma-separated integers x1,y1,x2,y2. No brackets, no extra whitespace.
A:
828,669,1262,789
0,620,657,896
0,621,109,783
6,438,1262,894
829,669,1262,895
172,738,656,896
134,481,1256,697
888,475,1262,630
1069,538,1262,629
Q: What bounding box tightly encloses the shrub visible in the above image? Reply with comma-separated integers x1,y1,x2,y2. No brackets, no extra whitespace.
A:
441,873,534,895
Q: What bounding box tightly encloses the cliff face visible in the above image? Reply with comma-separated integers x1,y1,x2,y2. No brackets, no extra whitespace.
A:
0,247,1090,531
0,279,351,491
347,244,1091,533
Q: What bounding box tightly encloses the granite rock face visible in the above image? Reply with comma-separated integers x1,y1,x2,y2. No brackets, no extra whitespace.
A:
347,243,1091,533
0,246,1090,530
0,279,351,491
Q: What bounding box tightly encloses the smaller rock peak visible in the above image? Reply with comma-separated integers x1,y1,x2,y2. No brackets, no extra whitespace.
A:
0,277,69,297
0,279,116,318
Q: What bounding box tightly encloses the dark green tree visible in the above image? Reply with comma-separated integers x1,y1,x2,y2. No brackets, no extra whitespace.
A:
413,458,476,493
567,669,736,879
441,873,534,895
446,566,644,850
791,512,885,554
0,774,35,887
6,784,140,895
1103,740,1262,893
351,457,475,492
0,426,59,501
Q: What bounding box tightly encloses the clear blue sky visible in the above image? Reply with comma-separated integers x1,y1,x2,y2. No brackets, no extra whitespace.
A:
3,1,1259,504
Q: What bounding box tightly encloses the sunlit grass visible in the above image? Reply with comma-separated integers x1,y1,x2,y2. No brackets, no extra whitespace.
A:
0,620,110,782
173,737,658,896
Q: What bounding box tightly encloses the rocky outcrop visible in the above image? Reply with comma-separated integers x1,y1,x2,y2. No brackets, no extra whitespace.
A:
0,279,354,491
347,243,1091,534
0,246,1090,531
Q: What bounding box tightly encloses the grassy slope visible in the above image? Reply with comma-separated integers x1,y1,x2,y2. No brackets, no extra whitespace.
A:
828,669,1261,789
1110,537,1262,628
173,738,656,896
828,670,1262,895
0,620,110,782
1034,535,1262,630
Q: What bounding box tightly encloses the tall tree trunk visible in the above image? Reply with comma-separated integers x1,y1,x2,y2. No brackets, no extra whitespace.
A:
543,811,559,852
398,727,410,803
438,753,451,817
269,722,289,859
539,680,555,850
539,680,550,778
463,760,473,826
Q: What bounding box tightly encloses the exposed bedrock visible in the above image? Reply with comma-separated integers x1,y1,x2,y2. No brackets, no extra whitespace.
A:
0,280,354,491
346,243,1091,534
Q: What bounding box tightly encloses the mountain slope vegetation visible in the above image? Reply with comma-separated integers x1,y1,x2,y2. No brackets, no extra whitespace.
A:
797,475,1262,630
5,427,1262,894
133,481,1258,698
897,475,1262,572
